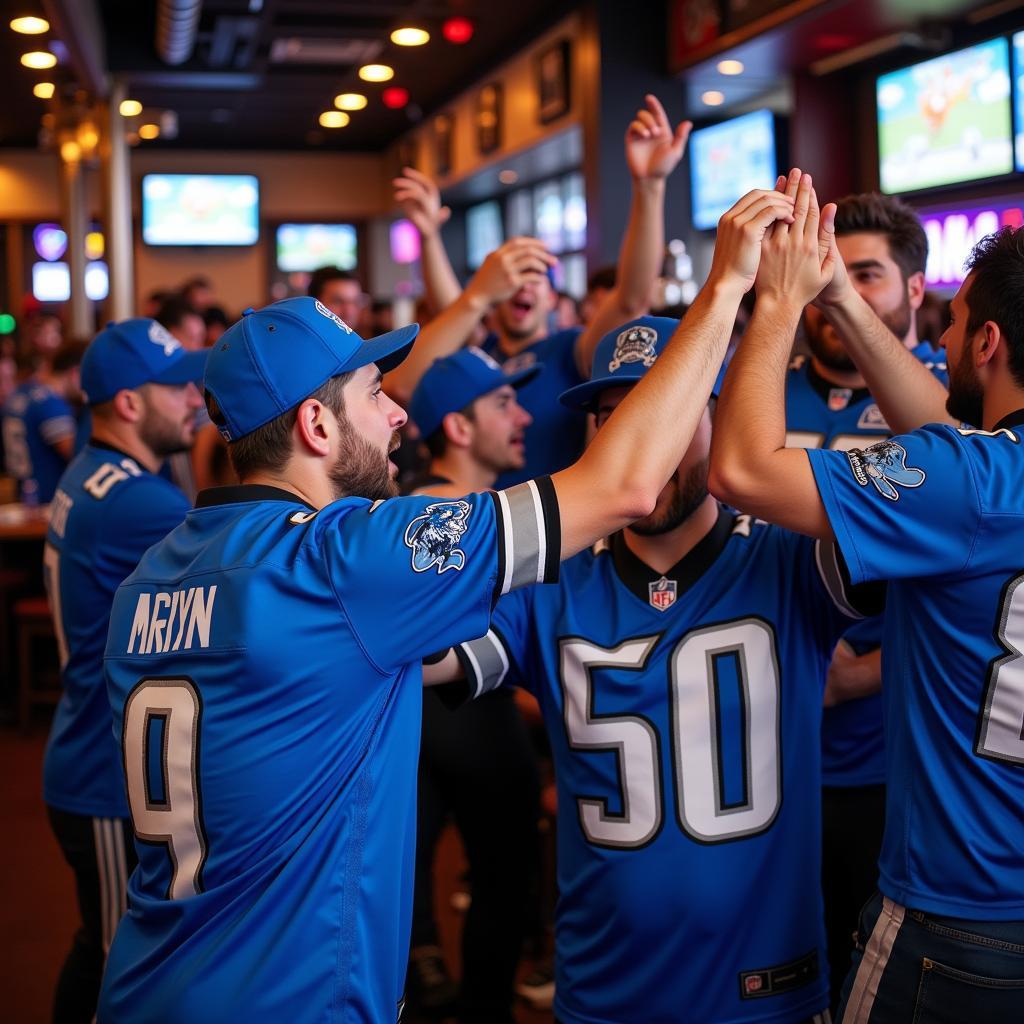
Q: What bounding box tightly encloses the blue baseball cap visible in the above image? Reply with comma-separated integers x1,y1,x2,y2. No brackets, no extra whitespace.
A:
80,318,209,406
560,316,721,409
204,296,419,441
409,346,541,439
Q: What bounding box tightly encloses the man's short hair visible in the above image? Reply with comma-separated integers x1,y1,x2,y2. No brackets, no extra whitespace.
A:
964,226,1024,389
423,401,477,459
586,265,617,294
308,266,359,301
833,193,928,281
205,372,353,479
156,296,201,331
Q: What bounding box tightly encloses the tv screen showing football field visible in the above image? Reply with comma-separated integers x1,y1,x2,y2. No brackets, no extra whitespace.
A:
877,38,1013,194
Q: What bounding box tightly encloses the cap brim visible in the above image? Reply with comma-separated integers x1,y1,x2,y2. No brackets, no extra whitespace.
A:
506,363,543,390
560,365,722,411
150,349,210,389
341,323,420,375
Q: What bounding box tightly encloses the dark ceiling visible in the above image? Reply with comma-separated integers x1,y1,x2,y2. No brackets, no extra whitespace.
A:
0,0,575,150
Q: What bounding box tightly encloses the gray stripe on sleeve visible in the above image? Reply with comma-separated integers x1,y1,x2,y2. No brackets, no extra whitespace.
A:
459,630,510,698
502,480,545,592
815,539,863,621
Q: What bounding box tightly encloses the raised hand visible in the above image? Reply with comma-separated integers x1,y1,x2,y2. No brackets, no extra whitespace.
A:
392,167,451,238
464,237,558,306
624,94,692,182
707,189,796,296
755,169,836,308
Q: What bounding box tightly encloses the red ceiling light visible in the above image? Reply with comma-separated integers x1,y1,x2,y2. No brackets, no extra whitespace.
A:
382,86,409,109
442,17,474,45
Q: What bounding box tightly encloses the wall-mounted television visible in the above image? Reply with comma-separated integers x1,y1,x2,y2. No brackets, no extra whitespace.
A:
1013,31,1024,171
142,174,260,246
877,38,1012,195
31,261,109,303
689,109,778,231
276,223,357,272
466,200,503,270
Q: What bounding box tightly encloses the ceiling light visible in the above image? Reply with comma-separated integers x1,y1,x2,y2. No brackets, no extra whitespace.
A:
20,50,56,69
32,81,54,99
334,92,367,111
382,87,409,109
119,98,142,117
138,123,160,140
391,27,429,46
359,63,394,82
701,90,725,106
319,110,350,128
10,16,49,34
60,140,80,162
442,17,474,44
498,169,519,185
717,59,744,75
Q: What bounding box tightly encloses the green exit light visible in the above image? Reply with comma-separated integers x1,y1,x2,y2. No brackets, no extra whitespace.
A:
0,314,15,335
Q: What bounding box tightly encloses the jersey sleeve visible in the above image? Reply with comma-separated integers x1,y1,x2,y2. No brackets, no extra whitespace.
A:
100,476,191,581
454,586,534,701
806,424,982,585
327,477,560,671
30,392,75,446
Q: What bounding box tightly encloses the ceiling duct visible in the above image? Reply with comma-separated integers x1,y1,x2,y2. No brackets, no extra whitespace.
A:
156,0,203,66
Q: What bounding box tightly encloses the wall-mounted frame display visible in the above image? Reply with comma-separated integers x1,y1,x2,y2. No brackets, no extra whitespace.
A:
536,39,571,124
476,82,502,154
434,113,454,177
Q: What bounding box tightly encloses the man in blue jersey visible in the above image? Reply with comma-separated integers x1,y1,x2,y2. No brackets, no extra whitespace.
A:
433,314,875,1024
2,341,82,502
783,192,947,1008
712,169,1024,1022
97,185,797,1024
43,318,206,1023
386,94,692,487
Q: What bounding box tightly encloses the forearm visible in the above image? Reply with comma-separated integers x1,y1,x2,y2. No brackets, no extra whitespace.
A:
824,646,882,706
418,231,462,315
821,290,953,432
384,288,486,404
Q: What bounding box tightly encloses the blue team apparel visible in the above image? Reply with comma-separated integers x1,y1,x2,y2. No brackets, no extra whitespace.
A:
205,297,418,441
482,327,586,488
785,348,947,787
80,318,208,406
807,411,1024,920
2,381,76,502
99,478,560,1023
408,346,541,438
43,443,191,817
458,510,874,1023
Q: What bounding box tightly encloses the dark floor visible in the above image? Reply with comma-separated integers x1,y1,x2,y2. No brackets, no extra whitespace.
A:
0,719,553,1024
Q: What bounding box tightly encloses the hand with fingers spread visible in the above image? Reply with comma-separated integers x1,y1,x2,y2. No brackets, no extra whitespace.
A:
707,188,797,297
755,169,836,309
464,237,558,307
392,166,451,238
625,94,692,182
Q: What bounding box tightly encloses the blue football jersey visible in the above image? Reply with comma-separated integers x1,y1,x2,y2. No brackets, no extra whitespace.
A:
807,413,1024,919
458,509,869,1023
43,443,191,818
482,327,586,488
785,346,947,787
2,380,76,502
99,479,559,1024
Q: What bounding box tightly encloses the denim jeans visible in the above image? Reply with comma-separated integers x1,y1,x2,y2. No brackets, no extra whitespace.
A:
837,890,1024,1023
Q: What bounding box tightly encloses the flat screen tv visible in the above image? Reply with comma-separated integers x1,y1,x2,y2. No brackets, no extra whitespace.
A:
877,37,1012,194
1013,31,1024,171
276,223,357,272
466,200,503,270
142,174,260,246
689,109,777,231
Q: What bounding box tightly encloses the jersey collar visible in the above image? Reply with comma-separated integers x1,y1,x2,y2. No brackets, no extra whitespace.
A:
609,506,735,607
88,439,141,461
195,484,316,511
993,408,1024,432
804,359,871,409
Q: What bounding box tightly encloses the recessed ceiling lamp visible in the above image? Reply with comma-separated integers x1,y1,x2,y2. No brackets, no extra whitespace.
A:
10,16,49,34
359,63,394,82
138,123,160,140
119,99,142,117
32,81,54,99
702,90,725,106
391,27,429,46
319,110,350,128
335,92,367,111
717,60,744,75
20,50,56,69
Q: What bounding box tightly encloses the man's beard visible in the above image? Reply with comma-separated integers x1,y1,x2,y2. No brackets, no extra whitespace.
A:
946,340,984,427
804,291,913,373
140,409,194,458
629,457,710,536
329,419,400,502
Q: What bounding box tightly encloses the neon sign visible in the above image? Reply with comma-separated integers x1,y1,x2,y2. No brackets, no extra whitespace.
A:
918,200,1024,288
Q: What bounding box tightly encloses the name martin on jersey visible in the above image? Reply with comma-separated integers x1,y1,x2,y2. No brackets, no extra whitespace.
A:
126,585,218,654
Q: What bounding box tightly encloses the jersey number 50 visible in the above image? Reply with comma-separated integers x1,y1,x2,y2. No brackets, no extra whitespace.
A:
560,620,781,849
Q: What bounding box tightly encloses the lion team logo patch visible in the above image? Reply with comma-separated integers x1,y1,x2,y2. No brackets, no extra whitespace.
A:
846,440,925,501
314,300,353,334
404,500,473,574
649,576,677,611
609,325,658,372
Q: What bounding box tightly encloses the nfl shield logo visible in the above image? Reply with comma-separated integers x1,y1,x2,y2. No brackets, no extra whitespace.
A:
828,387,853,411
648,576,676,611
744,974,764,995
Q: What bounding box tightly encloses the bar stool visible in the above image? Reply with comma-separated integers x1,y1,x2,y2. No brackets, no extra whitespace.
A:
15,594,60,732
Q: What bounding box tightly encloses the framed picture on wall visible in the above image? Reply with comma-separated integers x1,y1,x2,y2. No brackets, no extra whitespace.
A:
397,136,418,174
536,39,571,124
476,82,502,154
433,113,453,177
